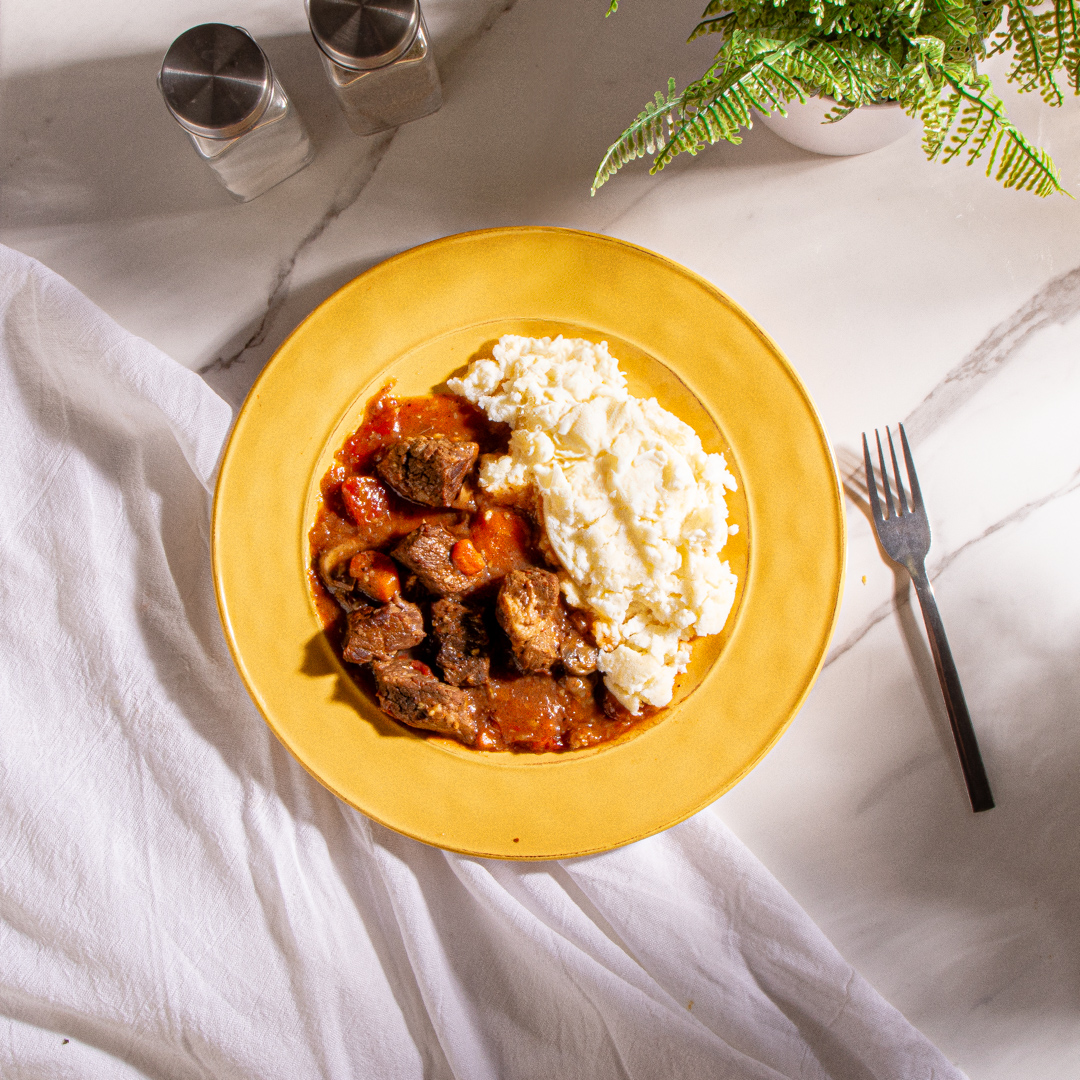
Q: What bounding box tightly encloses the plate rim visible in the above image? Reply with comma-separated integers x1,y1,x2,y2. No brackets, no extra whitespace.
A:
211,225,846,859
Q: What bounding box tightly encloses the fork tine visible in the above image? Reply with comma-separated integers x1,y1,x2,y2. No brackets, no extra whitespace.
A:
875,430,895,519
862,433,885,527
898,424,923,511
886,427,909,514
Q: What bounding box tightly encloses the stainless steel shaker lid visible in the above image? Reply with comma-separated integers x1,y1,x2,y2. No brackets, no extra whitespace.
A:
306,0,421,72
159,24,273,139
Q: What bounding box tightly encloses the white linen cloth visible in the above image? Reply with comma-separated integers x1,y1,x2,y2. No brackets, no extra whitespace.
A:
0,244,965,1080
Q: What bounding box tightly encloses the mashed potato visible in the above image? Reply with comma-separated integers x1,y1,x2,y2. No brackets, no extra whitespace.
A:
448,335,738,713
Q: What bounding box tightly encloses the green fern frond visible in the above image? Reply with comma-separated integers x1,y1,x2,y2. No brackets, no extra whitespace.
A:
794,36,907,102
823,102,858,122
920,84,963,156
930,0,980,37
592,78,684,194
595,0,1071,197
994,2,1067,101
1053,0,1080,89
930,73,1065,194
909,31,947,65
650,43,815,173
690,13,736,42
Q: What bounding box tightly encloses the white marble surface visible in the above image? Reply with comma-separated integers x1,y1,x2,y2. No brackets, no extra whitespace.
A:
4,1,1080,1076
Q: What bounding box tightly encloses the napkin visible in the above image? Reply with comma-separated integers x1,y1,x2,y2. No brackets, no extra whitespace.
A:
0,244,965,1080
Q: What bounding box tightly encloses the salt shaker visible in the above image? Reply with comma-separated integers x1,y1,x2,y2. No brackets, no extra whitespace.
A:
158,24,313,202
306,0,442,135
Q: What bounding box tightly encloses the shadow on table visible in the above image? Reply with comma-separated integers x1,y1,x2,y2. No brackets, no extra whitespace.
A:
890,639,1080,1027
0,34,345,227
793,443,1080,1062
1,0,824,415
837,445,964,782
198,257,389,408
191,24,820,410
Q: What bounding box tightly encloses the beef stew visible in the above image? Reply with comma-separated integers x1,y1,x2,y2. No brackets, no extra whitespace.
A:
309,383,651,752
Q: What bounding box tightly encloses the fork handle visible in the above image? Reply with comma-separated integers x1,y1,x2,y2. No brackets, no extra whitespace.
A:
908,566,995,812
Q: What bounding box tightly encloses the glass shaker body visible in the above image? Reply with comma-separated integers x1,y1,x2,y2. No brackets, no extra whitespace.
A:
318,15,441,135
159,24,313,202
185,78,313,201
307,0,442,135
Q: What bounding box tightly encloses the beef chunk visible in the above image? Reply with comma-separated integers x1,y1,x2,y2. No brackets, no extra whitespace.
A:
496,568,562,673
376,437,479,507
559,675,595,705
392,523,480,597
487,674,566,752
560,619,599,676
371,657,479,744
342,595,425,664
431,599,490,687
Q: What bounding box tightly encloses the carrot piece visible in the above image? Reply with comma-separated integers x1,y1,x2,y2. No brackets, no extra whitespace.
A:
348,550,401,602
451,539,487,576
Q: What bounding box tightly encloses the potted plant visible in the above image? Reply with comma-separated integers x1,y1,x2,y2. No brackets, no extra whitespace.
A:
592,0,1078,196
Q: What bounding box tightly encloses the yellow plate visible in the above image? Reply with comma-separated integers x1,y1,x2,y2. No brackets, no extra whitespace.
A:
212,227,845,859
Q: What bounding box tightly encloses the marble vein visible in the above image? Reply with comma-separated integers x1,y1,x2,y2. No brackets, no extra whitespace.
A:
196,0,523,381
833,257,1080,484
822,259,1080,666
903,261,1080,444
825,463,1080,667
198,131,397,376
436,0,521,82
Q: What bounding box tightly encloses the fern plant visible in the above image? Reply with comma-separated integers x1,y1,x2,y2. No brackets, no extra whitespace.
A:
593,0,1079,196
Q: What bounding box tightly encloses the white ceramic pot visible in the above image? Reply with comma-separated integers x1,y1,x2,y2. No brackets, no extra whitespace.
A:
756,96,919,156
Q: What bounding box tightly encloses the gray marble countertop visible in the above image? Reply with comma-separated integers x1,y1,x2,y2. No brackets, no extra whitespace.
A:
4,1,1079,1075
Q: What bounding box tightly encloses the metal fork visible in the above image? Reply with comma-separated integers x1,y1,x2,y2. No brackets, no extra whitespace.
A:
862,425,995,813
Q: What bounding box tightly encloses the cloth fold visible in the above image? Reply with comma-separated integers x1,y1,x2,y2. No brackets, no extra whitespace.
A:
0,244,965,1080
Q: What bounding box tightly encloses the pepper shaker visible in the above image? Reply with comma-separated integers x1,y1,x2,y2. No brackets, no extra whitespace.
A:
158,24,313,202
306,0,442,135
